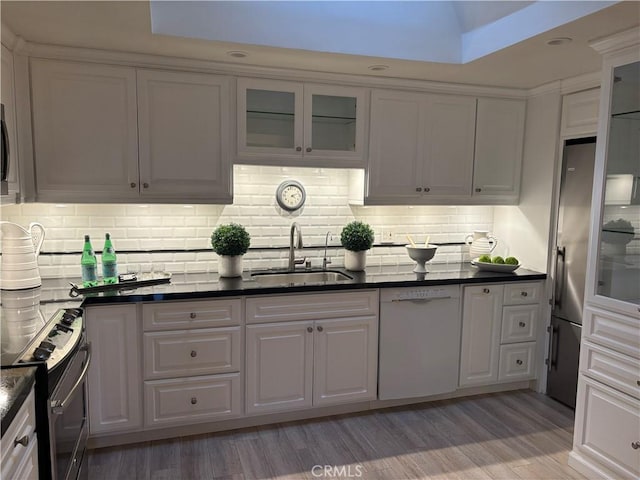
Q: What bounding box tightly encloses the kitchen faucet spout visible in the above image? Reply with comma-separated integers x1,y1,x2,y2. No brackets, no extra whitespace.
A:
289,223,304,271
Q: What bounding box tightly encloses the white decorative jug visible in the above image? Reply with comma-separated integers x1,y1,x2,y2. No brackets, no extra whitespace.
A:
465,230,497,259
0,221,46,290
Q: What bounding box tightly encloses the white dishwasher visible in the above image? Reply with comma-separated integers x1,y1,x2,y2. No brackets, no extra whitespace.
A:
379,285,461,400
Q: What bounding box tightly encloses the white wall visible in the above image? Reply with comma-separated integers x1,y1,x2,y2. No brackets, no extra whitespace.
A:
0,165,495,279
493,90,562,273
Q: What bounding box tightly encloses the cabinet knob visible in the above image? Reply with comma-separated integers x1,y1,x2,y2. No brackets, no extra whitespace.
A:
190,312,197,319
143,182,149,189
483,288,490,294
14,435,29,447
424,187,430,193
637,380,640,386
306,147,312,153
475,188,481,193
190,350,197,358
130,182,137,188
307,326,313,333
516,359,523,365
317,326,323,332
521,291,528,297
296,146,302,152
416,187,423,192
191,397,198,405
519,322,526,328
631,441,640,450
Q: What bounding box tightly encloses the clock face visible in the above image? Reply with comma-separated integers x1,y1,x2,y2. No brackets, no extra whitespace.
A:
276,180,306,212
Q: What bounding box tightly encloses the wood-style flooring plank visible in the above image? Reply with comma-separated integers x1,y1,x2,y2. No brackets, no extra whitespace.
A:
87,390,585,480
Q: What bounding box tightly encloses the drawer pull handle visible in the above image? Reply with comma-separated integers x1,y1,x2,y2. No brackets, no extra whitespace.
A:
483,288,490,294
307,327,313,333
317,326,324,332
521,291,528,297
632,441,640,450
14,435,29,447
190,350,197,358
191,397,198,405
190,312,197,319
516,359,523,365
519,322,526,328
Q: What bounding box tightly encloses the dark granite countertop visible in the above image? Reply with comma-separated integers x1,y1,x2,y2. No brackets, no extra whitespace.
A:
38,262,546,306
0,366,37,436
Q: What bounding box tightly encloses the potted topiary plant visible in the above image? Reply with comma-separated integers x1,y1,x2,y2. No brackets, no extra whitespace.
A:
211,223,251,277
340,220,374,271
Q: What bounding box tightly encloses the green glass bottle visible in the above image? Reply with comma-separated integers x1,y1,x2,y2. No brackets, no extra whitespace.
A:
81,235,98,287
101,233,118,284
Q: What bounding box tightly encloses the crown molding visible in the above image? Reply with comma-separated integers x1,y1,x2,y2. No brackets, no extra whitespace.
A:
527,80,561,98
590,26,640,55
22,40,528,99
560,71,601,95
1,23,17,49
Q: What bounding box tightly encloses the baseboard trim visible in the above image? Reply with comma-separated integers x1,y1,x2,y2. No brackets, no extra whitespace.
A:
568,450,616,480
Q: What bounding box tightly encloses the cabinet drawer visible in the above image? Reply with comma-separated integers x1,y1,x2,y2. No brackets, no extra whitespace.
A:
1,390,36,480
246,290,379,324
503,282,541,305
143,327,241,379
584,307,640,360
498,343,536,381
501,305,538,344
582,341,640,400
575,377,640,479
144,373,241,427
143,298,242,331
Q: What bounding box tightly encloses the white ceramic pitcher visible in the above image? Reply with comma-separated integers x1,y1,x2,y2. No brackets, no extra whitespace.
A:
0,221,46,290
465,230,497,259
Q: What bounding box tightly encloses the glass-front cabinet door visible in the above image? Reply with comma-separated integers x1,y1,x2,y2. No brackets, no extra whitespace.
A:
591,57,640,314
237,78,367,167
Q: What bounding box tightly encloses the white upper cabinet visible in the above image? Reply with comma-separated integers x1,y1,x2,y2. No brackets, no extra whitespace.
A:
367,90,524,205
473,98,526,199
31,59,139,202
136,69,232,202
367,90,475,203
237,78,368,167
30,60,232,203
561,88,600,138
1,44,20,202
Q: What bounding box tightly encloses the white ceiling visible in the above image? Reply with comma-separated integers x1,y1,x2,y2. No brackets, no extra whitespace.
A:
2,1,639,89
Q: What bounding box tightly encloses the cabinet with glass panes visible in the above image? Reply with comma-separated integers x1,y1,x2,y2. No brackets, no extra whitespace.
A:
236,78,367,167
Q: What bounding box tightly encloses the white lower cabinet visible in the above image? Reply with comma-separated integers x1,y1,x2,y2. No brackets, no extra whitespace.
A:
460,282,540,387
573,377,640,479
86,304,143,435
141,299,243,428
246,291,379,415
1,390,38,480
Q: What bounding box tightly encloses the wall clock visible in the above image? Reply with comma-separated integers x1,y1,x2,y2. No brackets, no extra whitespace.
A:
276,180,306,212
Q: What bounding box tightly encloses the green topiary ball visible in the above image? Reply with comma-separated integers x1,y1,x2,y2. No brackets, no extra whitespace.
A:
211,223,251,256
505,256,519,265
492,256,505,264
340,221,374,252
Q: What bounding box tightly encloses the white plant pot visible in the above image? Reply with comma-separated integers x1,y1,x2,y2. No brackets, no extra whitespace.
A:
218,255,243,278
344,250,367,271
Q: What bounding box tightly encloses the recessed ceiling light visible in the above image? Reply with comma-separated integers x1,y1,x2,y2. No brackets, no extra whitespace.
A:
368,64,389,72
546,37,572,46
226,50,249,58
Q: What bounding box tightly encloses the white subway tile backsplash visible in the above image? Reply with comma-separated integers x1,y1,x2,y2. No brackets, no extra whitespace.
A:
1,165,496,278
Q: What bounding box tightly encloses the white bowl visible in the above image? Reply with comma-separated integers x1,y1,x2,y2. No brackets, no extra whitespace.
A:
471,258,520,273
406,245,437,273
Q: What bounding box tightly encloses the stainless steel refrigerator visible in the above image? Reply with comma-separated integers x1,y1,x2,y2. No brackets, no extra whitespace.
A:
546,138,596,409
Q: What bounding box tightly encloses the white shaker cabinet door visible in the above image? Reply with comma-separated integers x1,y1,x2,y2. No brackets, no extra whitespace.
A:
136,69,232,202
473,98,525,198
459,284,504,386
30,59,139,202
246,321,314,415
85,304,143,434
313,316,378,407
1,44,20,200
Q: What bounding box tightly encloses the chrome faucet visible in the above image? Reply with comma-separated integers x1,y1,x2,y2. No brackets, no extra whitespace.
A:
323,231,332,270
289,222,305,271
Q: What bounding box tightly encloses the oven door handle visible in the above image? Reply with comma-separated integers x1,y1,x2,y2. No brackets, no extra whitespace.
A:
51,342,91,415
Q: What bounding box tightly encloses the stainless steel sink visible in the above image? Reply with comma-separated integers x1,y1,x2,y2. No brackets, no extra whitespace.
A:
251,270,353,286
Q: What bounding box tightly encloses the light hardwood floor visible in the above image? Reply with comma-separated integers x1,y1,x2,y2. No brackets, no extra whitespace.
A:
87,390,584,480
